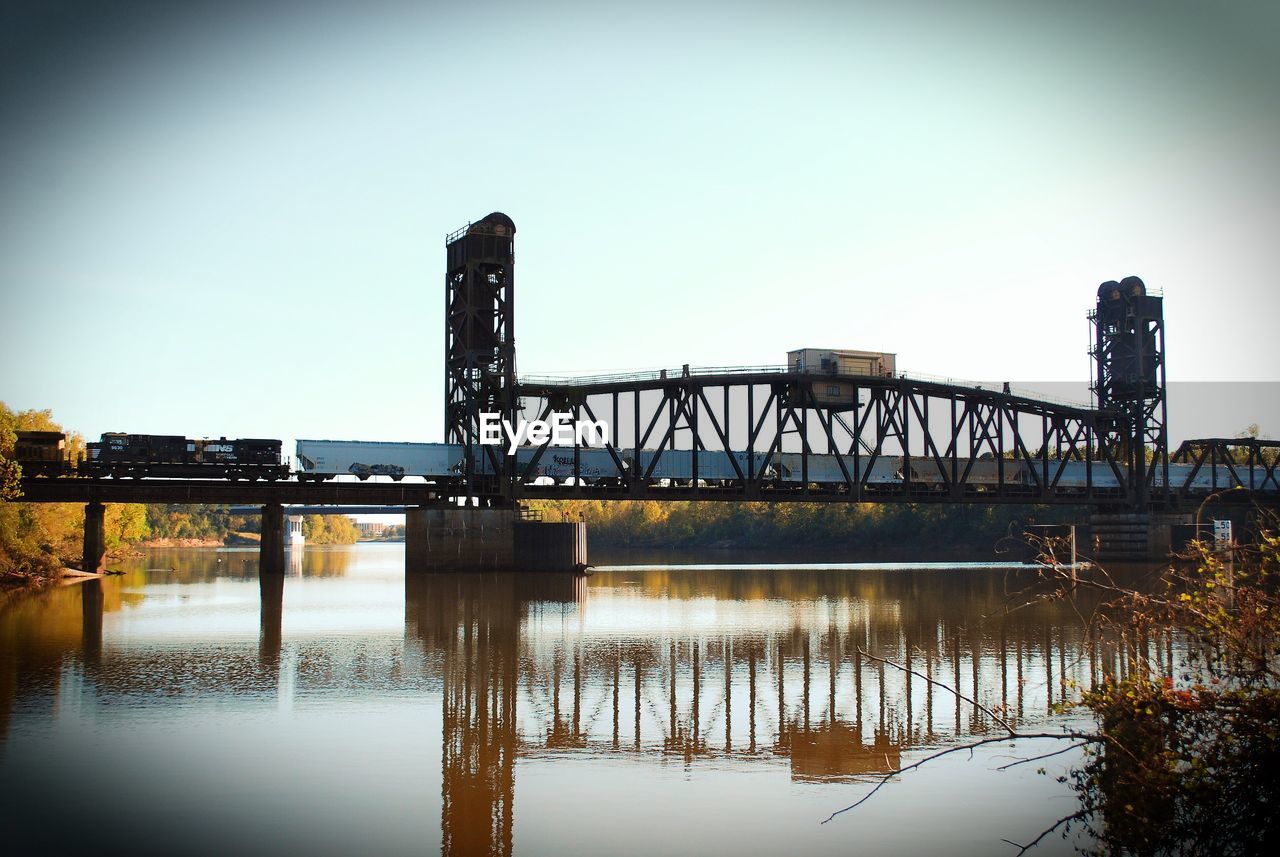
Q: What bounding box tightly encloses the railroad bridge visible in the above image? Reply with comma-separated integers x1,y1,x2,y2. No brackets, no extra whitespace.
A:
18,211,1279,571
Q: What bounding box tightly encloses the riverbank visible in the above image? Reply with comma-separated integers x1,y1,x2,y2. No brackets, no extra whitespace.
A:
0,537,197,593
0,565,101,598
139,537,227,548
0,566,57,592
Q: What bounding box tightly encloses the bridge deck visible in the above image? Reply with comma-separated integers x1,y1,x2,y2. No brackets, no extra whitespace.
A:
16,478,449,506
15,475,1275,507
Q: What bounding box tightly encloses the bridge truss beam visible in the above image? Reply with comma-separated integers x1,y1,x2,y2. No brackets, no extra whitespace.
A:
512,372,1137,506
1171,438,1280,494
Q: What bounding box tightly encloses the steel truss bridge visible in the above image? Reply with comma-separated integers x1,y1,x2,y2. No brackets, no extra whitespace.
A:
510,369,1280,507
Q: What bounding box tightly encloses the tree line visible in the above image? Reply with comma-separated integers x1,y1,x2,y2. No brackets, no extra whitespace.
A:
527,498,1075,551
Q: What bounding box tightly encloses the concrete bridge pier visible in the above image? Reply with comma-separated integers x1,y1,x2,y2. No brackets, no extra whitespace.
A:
514,518,588,571
82,501,107,572
406,508,514,571
1090,512,1193,562
260,503,286,574
405,507,587,572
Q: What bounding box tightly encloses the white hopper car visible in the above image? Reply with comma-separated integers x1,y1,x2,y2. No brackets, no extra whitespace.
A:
295,439,464,482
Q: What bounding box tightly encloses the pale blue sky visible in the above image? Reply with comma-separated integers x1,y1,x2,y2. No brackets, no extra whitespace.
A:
2,0,1277,445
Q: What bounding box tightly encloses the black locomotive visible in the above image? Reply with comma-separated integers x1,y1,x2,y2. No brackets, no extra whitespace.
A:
85,433,289,480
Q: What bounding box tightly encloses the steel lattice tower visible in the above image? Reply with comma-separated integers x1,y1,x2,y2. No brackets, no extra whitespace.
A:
1090,276,1169,508
445,212,517,499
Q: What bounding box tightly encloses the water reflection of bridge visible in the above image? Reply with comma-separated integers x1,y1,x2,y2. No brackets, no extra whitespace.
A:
403,569,1145,856
2,565,1168,857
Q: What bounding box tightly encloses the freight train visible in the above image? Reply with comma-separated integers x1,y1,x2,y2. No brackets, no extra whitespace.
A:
12,433,1275,494
12,431,68,477
12,432,289,480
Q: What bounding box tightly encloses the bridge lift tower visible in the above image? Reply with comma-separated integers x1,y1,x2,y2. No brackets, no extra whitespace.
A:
1090,276,1169,508
444,212,519,501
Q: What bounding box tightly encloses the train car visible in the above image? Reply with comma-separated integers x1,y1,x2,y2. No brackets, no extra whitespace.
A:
13,431,69,477
516,447,627,484
87,433,186,475
193,437,283,469
903,458,1030,488
511,447,780,487
86,433,289,479
1047,461,1124,489
1160,462,1280,492
295,439,463,481
630,449,784,486
775,453,901,486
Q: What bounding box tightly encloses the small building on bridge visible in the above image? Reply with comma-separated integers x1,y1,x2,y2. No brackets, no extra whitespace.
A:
788,348,896,378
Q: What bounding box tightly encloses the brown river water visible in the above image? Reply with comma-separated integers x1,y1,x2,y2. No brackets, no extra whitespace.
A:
0,544,1138,856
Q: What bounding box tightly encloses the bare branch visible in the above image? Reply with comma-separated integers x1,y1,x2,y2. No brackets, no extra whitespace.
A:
821,732,1092,825
1000,809,1090,855
995,742,1089,771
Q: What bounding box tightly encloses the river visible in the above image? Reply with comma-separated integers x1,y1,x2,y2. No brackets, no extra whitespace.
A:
0,543,1122,856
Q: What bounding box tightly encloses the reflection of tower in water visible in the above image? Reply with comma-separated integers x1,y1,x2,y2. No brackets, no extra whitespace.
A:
405,573,585,857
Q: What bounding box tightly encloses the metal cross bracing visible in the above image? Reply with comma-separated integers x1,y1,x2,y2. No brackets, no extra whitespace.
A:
1171,438,1280,494
509,371,1142,506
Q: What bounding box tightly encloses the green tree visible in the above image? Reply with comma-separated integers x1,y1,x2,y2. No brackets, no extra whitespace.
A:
144,504,232,540
303,515,360,545
325,515,361,544
524,498,1067,551
303,515,330,543
0,404,21,502
105,504,150,547
1,402,83,578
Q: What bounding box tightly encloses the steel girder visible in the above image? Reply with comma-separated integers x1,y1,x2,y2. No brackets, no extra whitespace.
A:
1171,438,1280,497
509,372,1137,505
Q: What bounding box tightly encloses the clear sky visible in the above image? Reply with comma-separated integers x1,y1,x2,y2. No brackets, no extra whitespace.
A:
2,0,1277,446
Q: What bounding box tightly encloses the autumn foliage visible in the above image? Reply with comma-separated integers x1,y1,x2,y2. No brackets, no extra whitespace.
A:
1060,517,1280,855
